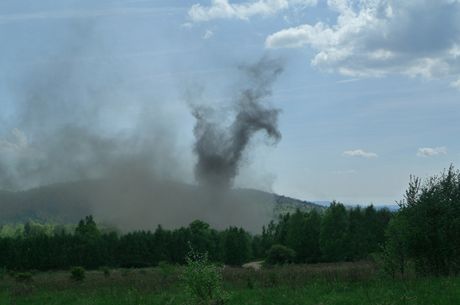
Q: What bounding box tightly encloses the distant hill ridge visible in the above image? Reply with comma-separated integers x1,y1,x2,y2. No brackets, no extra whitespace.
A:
0,179,323,227
232,188,324,215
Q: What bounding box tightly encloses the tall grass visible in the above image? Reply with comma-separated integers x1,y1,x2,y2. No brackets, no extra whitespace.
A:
223,261,377,288
0,262,458,305
1,277,459,305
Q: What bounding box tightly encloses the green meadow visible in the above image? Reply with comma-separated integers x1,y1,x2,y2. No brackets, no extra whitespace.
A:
1,263,459,305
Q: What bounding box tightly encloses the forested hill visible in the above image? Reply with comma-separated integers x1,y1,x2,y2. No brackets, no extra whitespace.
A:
0,180,323,226
0,180,101,225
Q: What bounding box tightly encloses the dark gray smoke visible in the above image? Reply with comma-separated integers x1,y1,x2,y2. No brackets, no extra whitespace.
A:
0,18,283,232
192,57,283,188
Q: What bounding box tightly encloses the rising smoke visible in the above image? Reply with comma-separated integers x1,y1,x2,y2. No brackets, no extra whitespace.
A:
0,21,284,232
192,57,283,188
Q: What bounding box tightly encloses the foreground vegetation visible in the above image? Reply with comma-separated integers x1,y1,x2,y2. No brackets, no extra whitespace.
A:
0,263,459,305
1,166,460,303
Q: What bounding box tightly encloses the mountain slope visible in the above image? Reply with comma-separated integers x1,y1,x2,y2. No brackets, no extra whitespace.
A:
0,179,323,231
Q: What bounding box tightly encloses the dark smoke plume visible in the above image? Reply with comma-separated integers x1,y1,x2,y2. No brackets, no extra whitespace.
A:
192,57,283,187
0,17,283,232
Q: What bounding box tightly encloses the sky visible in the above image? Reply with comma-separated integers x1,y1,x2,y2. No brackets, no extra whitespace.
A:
0,0,459,205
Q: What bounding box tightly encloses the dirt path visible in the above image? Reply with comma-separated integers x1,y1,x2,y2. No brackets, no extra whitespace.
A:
242,261,263,271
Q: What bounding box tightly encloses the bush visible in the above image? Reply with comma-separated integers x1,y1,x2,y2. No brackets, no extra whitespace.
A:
15,272,33,283
70,266,85,281
159,261,175,283
265,244,296,265
382,215,410,278
139,269,147,275
100,266,110,278
181,251,228,305
246,276,255,289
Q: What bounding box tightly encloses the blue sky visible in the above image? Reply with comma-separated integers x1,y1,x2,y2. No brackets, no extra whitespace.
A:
1,0,459,204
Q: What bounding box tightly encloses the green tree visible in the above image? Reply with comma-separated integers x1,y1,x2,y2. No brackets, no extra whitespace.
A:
303,210,322,263
383,214,409,278
260,220,276,255
189,221,212,254
222,227,251,266
320,202,349,262
74,215,103,269
397,166,460,275
285,210,321,263
346,206,366,260
75,215,100,239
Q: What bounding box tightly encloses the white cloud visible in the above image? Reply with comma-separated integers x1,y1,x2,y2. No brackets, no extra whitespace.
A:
417,147,447,157
188,0,317,22
182,22,194,29
450,78,460,89
0,129,28,152
266,0,460,81
343,149,378,158
203,29,214,39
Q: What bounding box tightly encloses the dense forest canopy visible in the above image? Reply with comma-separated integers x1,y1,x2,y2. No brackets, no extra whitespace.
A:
0,205,390,271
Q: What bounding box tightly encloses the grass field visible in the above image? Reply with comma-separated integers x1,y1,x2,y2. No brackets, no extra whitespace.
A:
1,262,459,305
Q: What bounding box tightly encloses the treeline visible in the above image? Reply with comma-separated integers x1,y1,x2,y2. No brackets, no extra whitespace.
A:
0,205,391,271
2,166,459,276
261,166,460,277
0,217,254,271
256,204,391,263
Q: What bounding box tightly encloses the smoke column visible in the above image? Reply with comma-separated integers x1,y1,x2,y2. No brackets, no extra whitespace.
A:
0,21,283,232
192,57,283,188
